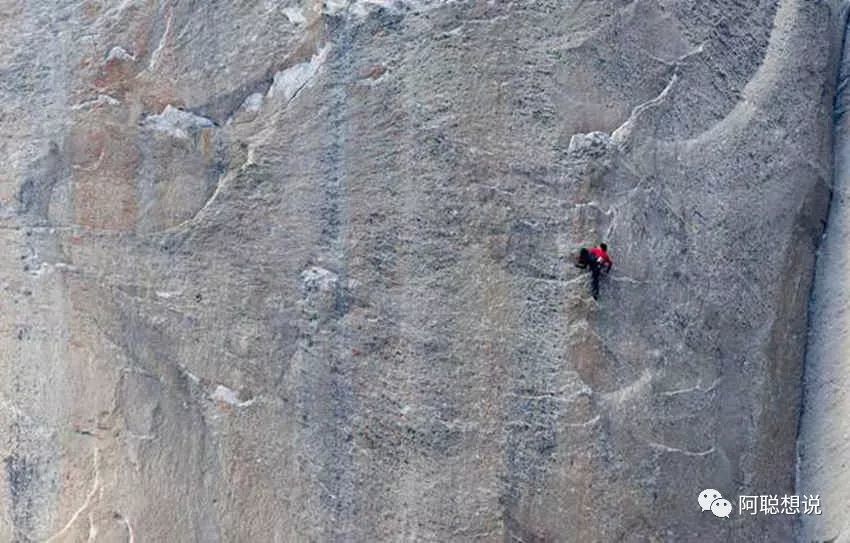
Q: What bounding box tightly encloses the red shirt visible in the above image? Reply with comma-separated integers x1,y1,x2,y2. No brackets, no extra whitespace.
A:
589,247,612,268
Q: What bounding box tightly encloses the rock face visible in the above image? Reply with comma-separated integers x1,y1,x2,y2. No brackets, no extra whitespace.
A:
797,3,850,541
0,1,842,541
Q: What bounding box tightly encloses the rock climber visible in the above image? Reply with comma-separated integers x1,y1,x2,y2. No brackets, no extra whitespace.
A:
576,243,612,299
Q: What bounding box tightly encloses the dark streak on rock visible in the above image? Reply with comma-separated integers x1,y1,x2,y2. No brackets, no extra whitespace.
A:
17,142,63,225
5,452,37,542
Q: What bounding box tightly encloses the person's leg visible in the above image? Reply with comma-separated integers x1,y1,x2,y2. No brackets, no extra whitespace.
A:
590,262,600,299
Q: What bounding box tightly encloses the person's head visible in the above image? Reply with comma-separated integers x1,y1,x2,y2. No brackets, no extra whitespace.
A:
600,243,608,251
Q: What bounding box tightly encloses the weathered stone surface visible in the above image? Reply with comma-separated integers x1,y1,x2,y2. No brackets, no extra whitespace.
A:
0,1,843,541
797,3,850,541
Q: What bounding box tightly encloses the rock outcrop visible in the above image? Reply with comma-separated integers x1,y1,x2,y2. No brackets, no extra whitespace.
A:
0,1,842,541
797,2,850,542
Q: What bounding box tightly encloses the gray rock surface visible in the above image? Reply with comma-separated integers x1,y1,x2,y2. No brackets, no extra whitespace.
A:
0,0,843,541
797,2,850,542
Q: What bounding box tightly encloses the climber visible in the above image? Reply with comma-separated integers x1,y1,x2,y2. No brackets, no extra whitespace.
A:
575,243,612,299
589,243,613,272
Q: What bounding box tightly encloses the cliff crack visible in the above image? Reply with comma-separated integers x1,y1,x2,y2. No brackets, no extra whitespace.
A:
648,442,716,457
45,448,101,543
611,72,678,146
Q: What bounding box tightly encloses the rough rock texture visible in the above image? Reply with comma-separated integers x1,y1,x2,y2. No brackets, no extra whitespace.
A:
0,1,842,541
797,2,850,542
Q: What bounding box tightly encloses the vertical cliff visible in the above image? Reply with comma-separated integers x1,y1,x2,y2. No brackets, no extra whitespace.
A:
0,1,840,541
797,2,850,542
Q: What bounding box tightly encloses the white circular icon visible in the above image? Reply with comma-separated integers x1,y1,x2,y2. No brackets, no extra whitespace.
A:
699,489,723,512
710,498,733,518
